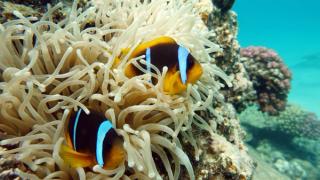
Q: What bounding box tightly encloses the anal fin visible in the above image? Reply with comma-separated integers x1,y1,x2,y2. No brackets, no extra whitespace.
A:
103,139,126,170
60,145,94,168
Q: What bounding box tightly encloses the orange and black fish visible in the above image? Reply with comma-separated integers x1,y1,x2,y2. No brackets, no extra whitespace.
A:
118,36,203,94
60,109,125,170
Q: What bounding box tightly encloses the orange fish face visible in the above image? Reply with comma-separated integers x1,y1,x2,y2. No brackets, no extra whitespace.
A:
119,36,203,94
60,109,126,170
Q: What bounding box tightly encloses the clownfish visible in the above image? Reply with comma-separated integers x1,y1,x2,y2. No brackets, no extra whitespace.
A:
117,36,203,94
60,109,125,170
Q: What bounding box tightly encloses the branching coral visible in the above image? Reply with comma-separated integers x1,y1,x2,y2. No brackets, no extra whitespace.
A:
240,46,292,115
0,0,253,179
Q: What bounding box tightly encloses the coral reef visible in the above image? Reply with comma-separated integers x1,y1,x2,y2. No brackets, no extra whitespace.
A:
240,105,320,180
4,0,54,7
206,18,292,116
0,0,91,23
0,1,41,22
240,46,292,115
207,6,256,113
240,104,320,141
266,104,320,139
0,0,255,179
254,140,312,180
0,0,67,23
247,147,291,180
293,138,320,166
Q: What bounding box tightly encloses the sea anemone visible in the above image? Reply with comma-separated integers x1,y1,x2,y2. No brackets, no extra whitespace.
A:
0,0,232,179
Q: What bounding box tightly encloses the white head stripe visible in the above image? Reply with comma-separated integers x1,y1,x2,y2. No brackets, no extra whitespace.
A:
178,46,189,84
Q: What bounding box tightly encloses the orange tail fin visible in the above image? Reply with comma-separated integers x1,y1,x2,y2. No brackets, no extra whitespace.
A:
60,145,95,168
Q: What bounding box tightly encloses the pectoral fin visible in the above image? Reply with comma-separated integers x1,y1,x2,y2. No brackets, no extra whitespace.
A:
60,145,95,168
163,61,202,94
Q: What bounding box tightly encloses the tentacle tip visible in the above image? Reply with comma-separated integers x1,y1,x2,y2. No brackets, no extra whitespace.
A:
148,172,155,178
137,165,144,171
128,161,135,167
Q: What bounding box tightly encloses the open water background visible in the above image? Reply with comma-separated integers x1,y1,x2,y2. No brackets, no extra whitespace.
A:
234,0,320,116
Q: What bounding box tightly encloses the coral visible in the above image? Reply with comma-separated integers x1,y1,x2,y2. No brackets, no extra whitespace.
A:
0,1,41,22
253,140,308,179
206,14,292,116
0,0,254,179
293,138,320,165
254,140,319,180
0,1,69,24
207,5,256,113
241,104,320,140
5,0,53,8
240,105,320,179
240,46,292,115
194,132,254,179
267,104,320,140
274,158,307,179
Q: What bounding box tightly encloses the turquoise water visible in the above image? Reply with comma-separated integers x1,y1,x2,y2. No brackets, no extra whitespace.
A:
234,2,320,179
234,0,320,116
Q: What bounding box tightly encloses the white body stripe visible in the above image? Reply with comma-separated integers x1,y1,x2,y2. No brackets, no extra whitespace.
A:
96,120,113,167
146,48,152,81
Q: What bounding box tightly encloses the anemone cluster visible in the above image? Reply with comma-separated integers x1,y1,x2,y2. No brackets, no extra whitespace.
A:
240,46,292,115
0,0,255,179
